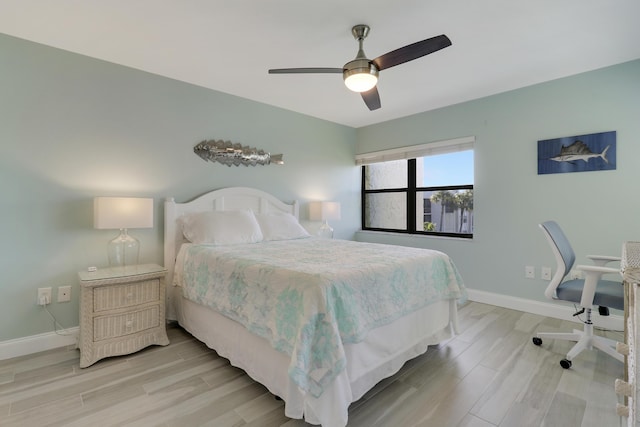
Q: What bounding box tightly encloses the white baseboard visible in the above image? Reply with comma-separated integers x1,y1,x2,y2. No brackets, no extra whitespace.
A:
0,290,624,361
466,288,624,332
0,328,79,361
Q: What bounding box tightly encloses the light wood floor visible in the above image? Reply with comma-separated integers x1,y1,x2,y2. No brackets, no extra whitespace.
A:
0,302,626,427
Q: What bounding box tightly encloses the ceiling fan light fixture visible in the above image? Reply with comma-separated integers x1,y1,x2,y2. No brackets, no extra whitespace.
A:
343,59,378,92
268,24,452,111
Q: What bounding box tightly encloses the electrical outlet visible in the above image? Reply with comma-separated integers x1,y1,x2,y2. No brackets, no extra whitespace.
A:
37,287,52,305
58,286,71,303
541,267,552,280
525,266,535,279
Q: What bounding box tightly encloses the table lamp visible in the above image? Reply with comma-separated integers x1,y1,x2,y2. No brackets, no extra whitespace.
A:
94,197,153,267
310,201,341,239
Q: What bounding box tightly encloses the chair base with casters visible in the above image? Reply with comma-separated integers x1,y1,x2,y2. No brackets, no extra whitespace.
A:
532,307,623,369
533,221,624,369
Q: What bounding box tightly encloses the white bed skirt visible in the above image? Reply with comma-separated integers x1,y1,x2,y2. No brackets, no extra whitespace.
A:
172,286,455,427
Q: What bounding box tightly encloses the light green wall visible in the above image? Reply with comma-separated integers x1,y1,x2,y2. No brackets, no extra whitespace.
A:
0,34,358,341
356,59,640,305
2,31,638,344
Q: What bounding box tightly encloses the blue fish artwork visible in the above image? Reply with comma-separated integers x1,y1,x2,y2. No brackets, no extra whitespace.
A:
537,131,616,175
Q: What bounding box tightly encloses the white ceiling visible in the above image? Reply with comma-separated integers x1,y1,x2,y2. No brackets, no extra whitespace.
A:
1,1,639,128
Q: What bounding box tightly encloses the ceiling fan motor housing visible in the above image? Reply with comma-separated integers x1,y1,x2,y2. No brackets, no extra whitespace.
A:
343,59,378,92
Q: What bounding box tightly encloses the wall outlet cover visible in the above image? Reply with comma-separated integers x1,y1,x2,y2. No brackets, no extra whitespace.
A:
58,286,72,303
525,266,535,279
37,287,52,305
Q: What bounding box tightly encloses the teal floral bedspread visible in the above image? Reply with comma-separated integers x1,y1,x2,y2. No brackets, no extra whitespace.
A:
176,238,466,398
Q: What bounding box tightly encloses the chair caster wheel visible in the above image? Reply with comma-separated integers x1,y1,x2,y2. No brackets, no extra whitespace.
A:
532,337,542,346
560,359,572,369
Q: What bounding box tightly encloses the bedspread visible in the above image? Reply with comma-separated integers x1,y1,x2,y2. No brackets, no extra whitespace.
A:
174,238,466,398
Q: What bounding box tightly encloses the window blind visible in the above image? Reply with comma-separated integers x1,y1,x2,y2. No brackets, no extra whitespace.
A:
355,136,475,165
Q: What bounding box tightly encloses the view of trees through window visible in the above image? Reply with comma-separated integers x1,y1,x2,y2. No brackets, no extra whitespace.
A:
421,189,473,234
362,148,474,238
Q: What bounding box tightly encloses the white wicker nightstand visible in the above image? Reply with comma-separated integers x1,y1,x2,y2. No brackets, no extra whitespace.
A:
78,263,170,368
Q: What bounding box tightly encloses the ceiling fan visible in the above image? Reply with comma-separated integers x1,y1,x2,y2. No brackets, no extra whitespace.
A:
268,25,452,111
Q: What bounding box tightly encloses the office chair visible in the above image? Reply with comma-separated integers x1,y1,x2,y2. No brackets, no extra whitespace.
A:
532,220,624,368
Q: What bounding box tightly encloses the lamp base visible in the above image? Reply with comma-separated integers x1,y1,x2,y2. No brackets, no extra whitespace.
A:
317,220,334,239
107,229,140,267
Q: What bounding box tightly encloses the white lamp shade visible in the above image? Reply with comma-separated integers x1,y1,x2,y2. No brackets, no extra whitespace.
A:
309,201,341,221
94,197,154,229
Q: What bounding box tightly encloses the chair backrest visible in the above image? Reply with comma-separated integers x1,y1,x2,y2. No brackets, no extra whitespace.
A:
539,221,576,299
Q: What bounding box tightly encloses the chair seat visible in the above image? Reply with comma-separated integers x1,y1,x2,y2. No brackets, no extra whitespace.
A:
556,279,624,310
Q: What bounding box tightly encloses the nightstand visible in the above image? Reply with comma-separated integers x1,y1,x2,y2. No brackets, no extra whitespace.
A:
78,263,170,368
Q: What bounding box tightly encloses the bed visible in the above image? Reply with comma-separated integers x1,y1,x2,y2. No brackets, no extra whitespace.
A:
164,187,466,427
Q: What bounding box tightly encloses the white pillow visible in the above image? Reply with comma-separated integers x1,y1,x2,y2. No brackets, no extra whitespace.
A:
182,209,263,245
255,211,310,241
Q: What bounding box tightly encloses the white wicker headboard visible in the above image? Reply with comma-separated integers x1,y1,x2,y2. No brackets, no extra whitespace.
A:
163,187,299,318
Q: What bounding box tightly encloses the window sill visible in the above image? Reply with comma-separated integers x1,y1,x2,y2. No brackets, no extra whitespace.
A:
355,229,473,242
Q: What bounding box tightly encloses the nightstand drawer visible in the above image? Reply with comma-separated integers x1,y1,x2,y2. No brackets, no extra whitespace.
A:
93,305,160,341
94,279,160,312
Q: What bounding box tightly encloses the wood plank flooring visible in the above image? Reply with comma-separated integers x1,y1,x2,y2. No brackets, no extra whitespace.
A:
0,302,626,426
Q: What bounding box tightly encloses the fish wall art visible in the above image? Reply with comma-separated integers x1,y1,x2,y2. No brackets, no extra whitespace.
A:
537,131,616,175
194,139,284,167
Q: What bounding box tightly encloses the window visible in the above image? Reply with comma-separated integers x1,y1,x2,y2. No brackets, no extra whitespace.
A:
357,137,474,238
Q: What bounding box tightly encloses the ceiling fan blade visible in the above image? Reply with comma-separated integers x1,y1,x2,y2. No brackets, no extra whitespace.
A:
268,68,342,74
372,34,451,71
361,87,381,111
